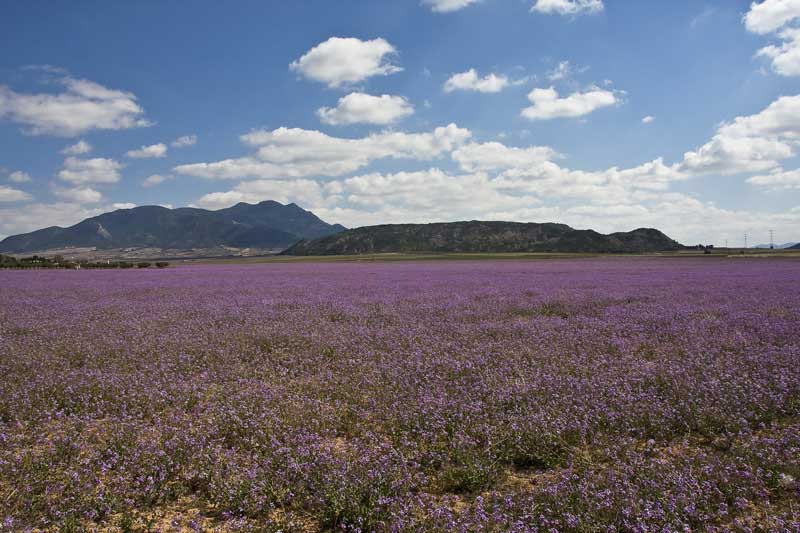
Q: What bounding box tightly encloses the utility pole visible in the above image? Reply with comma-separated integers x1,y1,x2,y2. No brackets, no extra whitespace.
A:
744,233,748,249
769,230,775,250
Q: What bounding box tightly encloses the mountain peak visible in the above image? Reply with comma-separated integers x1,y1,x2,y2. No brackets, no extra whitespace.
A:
0,201,345,254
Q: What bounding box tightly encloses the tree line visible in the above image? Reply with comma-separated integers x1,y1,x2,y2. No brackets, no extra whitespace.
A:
0,255,170,269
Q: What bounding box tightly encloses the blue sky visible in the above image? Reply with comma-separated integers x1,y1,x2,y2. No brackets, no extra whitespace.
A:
1,0,800,245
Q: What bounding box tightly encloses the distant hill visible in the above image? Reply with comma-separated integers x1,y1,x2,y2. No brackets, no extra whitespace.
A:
0,201,346,254
754,242,797,249
791,243,800,250
282,221,683,255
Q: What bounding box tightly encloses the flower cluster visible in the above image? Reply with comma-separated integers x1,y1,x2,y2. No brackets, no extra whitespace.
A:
1,259,798,531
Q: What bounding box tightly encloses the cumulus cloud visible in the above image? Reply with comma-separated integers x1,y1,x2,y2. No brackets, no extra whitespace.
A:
679,94,800,175
531,0,604,16
443,69,510,93
182,89,800,245
452,142,560,172
0,76,151,136
289,37,402,88
0,185,32,203
197,179,330,210
756,27,800,76
745,0,800,76
171,135,197,148
744,0,800,34
126,143,167,159
642,115,655,124
112,203,137,210
8,171,32,183
747,167,800,189
58,157,122,185
60,140,92,155
521,86,619,120
422,0,482,12
174,124,472,180
191,158,800,246
53,186,103,204
0,202,106,239
317,93,414,125
142,174,173,187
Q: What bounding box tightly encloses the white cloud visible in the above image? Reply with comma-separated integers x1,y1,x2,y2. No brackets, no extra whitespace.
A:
547,60,580,81
490,157,686,205
642,115,655,124
8,171,32,183
54,186,103,204
679,94,800,175
339,169,524,213
452,141,560,172
60,140,92,155
174,124,472,180
317,93,414,125
747,167,800,189
58,157,122,185
521,86,619,120
126,143,167,159
142,174,173,187
744,1,800,76
0,202,105,238
756,27,800,76
182,91,800,245
422,0,482,13
197,179,329,210
112,202,137,210
171,135,197,148
744,0,800,34
444,69,510,93
289,37,402,88
0,185,32,203
0,76,151,137
191,159,800,247
531,0,604,16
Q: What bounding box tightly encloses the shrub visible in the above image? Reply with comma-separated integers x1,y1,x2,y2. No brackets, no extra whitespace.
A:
155,262,170,268
137,262,152,269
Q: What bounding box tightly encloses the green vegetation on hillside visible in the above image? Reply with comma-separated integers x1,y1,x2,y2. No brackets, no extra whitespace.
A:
283,221,684,256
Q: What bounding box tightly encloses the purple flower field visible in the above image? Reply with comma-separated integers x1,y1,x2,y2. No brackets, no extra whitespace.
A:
1,258,799,532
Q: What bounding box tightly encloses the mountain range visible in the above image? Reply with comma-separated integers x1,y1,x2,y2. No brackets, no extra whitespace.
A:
0,201,346,254
283,221,684,255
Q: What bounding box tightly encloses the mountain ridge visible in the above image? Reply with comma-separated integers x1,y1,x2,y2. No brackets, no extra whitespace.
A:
282,221,684,255
0,201,346,253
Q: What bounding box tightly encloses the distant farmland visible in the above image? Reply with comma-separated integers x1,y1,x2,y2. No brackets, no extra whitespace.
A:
1,258,799,531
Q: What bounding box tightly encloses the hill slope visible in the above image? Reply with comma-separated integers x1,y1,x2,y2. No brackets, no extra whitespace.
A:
0,201,345,253
282,221,683,255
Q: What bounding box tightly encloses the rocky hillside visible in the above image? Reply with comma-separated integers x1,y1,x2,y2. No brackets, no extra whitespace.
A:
282,221,684,255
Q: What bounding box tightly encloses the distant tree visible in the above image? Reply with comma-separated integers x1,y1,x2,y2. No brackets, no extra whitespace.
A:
155,262,170,268
137,262,152,269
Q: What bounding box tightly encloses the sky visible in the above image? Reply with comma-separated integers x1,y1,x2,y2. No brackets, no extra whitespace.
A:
1,0,800,246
